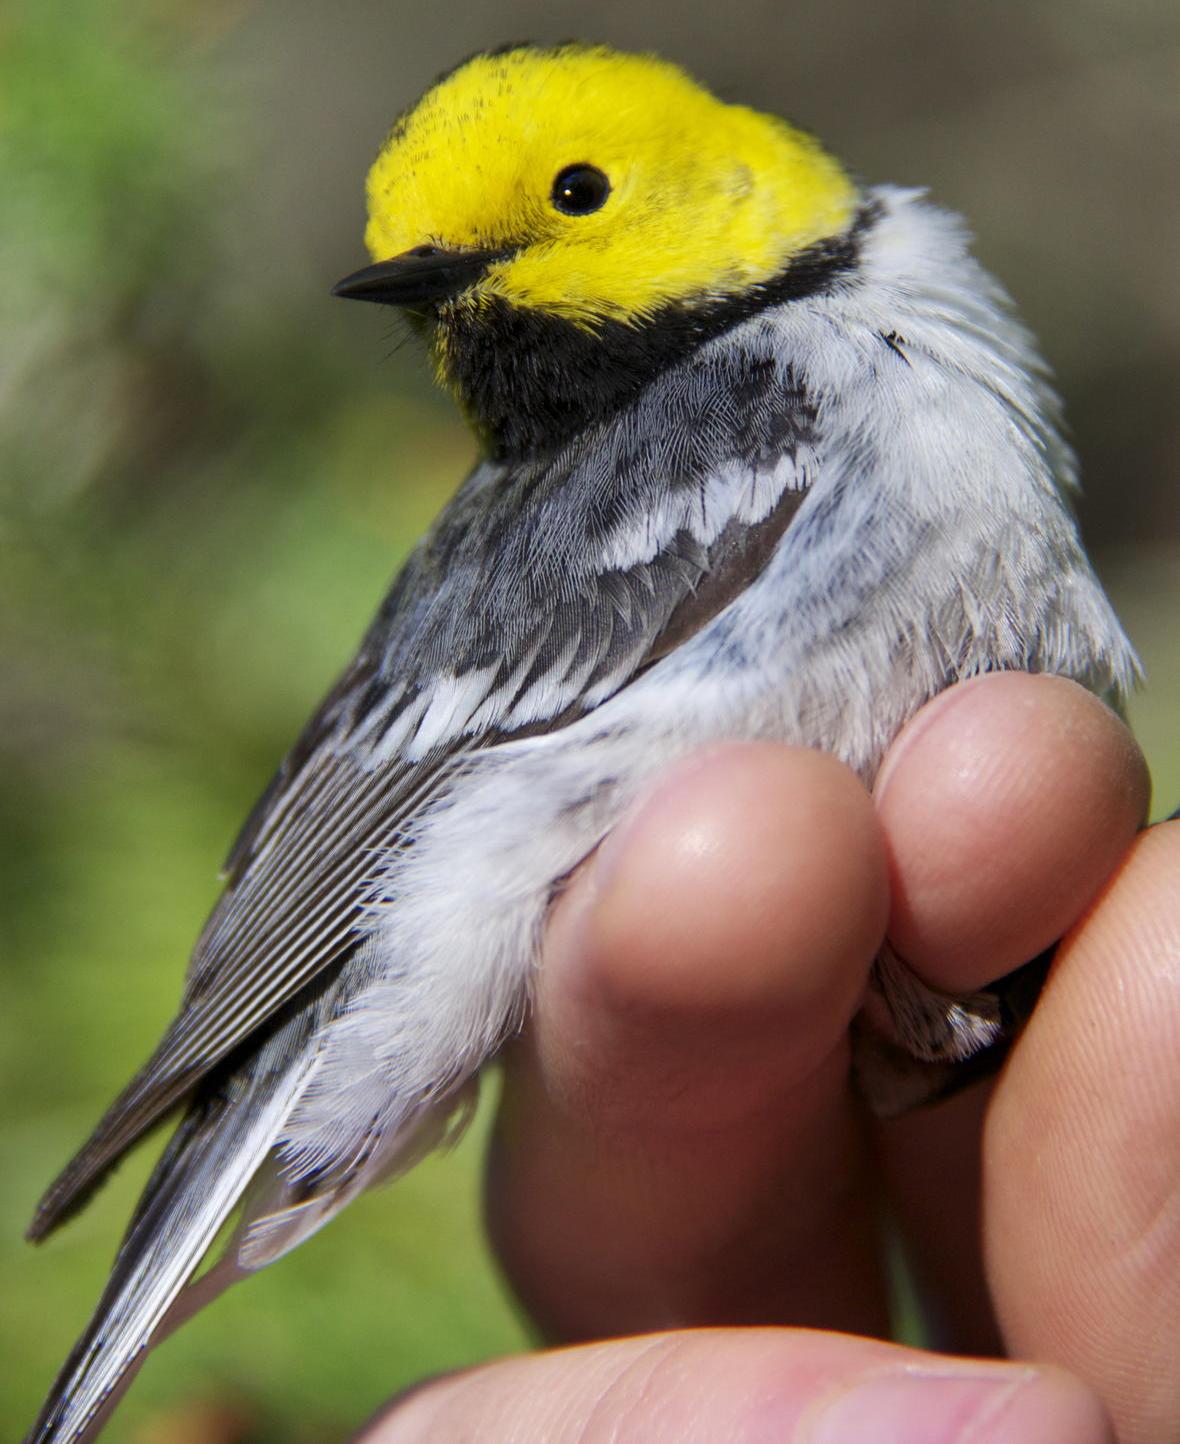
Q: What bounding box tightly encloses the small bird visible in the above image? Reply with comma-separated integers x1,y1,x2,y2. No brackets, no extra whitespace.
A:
28,41,1137,1441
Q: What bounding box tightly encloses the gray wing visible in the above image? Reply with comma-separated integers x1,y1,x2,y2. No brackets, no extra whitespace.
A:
30,344,816,1239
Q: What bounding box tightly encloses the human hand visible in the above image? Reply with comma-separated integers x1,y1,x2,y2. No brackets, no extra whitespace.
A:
365,673,1177,1442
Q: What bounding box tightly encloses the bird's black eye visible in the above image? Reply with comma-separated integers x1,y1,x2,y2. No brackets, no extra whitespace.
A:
551,164,611,216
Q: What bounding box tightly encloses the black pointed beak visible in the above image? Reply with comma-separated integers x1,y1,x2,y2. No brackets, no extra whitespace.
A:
332,245,512,307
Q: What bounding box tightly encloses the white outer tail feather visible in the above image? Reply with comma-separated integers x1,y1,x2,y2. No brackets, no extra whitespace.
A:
28,1060,315,1444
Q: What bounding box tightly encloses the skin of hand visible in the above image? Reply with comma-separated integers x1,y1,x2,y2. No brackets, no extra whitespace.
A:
363,672,1179,1444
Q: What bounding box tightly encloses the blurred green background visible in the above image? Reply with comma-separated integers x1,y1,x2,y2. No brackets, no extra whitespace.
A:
2,1,1177,1439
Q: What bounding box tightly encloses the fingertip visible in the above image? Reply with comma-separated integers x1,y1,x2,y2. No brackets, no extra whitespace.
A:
543,742,889,1118
874,673,1149,993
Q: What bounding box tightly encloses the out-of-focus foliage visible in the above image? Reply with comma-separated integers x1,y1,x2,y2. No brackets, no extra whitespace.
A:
1,0,1176,1439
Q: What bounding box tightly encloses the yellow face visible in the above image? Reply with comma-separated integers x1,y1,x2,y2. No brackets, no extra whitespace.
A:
363,45,858,328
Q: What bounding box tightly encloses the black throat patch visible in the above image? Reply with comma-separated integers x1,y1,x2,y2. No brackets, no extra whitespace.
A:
433,210,871,462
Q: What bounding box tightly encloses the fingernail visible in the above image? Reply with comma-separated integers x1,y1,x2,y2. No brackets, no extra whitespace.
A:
801,1365,1112,1444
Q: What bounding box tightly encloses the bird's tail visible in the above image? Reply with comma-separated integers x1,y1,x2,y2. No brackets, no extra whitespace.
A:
26,1038,316,1444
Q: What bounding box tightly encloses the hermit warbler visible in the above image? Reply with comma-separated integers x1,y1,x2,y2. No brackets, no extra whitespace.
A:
28,41,1137,1442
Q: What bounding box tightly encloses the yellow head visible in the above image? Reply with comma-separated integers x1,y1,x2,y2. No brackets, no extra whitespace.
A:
335,44,860,455
361,43,855,323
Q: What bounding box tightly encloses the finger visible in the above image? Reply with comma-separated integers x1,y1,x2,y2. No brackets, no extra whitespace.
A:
983,821,1180,1444
874,673,1149,994
871,674,1149,1352
487,743,891,1341
364,1329,1112,1444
